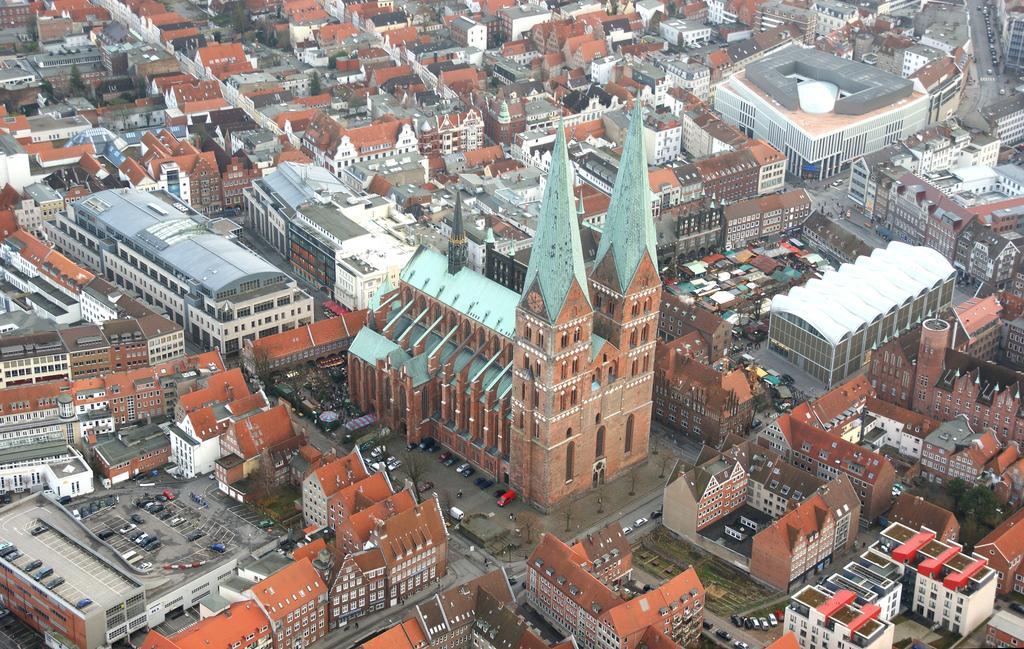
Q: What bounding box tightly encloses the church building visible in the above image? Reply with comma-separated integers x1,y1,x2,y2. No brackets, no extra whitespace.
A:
347,104,662,510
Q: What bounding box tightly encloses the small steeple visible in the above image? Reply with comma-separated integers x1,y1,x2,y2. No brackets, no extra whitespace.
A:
498,100,511,123
520,121,590,322
593,101,657,291
448,192,468,275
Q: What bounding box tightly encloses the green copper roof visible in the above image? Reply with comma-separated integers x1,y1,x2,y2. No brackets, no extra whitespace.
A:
594,102,658,291
520,122,590,322
401,247,520,336
349,327,400,365
368,275,395,312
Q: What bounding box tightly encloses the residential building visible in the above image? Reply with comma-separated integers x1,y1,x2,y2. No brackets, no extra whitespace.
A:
348,108,660,510
878,523,996,635
569,522,633,585
47,189,313,358
750,493,842,591
886,173,975,263
301,451,370,529
658,293,732,359
301,112,418,175
526,532,705,649
986,610,1024,648
982,93,1024,146
762,415,897,525
247,558,328,649
140,601,273,649
784,586,895,649
653,344,755,446
885,494,959,542
722,189,811,249
93,422,172,484
975,505,1024,595
769,243,956,387
955,220,1021,294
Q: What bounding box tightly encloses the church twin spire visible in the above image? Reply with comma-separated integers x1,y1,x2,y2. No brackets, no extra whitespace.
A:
593,101,658,292
519,121,590,322
519,102,658,322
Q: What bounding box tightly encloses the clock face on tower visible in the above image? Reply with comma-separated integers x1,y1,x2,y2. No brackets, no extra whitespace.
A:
527,290,544,314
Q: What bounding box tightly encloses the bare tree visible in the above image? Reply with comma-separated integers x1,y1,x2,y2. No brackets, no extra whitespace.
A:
401,451,426,488
596,486,605,514
658,451,675,479
249,345,274,387
564,509,573,532
518,511,540,544
629,471,639,496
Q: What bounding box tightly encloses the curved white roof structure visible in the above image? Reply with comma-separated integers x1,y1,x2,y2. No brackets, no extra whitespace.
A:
797,80,839,114
771,242,953,345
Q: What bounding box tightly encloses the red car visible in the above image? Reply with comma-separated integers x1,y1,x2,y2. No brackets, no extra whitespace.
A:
162,489,175,501
438,451,452,463
497,490,517,507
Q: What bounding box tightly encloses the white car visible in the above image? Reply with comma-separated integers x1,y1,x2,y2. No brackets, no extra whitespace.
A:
139,562,152,570
634,517,649,528
386,457,402,471
118,524,136,534
623,526,634,535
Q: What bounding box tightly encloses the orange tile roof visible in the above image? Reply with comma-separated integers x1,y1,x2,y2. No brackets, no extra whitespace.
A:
375,497,447,566
767,632,802,649
358,618,426,649
954,295,1001,338
292,537,327,564
171,80,222,104
344,490,416,545
6,229,94,291
231,404,295,458
179,368,250,413
312,451,370,498
250,312,366,361
249,557,326,621
603,566,704,636
801,375,873,430
157,601,270,649
329,471,392,515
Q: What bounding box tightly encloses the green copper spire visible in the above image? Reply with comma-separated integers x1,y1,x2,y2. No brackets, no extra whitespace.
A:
520,121,590,322
594,102,658,291
368,275,395,312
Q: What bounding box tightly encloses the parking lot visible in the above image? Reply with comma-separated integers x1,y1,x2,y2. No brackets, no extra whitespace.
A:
74,475,279,572
0,614,42,649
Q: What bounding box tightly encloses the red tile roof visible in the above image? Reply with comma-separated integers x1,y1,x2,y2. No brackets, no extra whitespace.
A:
249,557,326,621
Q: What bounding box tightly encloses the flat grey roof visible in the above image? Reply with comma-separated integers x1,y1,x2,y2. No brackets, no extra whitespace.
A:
0,496,144,610
746,47,914,115
74,189,285,296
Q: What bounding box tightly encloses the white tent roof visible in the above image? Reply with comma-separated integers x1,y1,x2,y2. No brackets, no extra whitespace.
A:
771,242,954,345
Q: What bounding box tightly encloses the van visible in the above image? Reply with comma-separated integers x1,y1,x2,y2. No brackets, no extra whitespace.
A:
497,490,517,507
448,506,465,522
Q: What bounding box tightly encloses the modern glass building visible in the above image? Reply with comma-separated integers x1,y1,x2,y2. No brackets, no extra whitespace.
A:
768,242,955,386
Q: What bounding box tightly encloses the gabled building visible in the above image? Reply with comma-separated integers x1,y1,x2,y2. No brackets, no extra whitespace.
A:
301,451,370,528
247,558,328,649
976,507,1024,595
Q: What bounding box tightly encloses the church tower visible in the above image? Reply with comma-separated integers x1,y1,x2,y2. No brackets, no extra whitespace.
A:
510,122,595,510
588,101,662,471
447,192,468,275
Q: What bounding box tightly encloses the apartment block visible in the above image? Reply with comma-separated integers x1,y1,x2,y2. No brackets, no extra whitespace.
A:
784,586,895,649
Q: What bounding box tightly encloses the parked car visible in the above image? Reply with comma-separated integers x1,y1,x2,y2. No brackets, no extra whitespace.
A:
386,457,402,471
497,490,517,507
210,543,226,553
118,524,136,534
438,451,452,463
702,620,713,630
416,481,434,494
131,514,145,524
731,614,742,627
651,510,662,519
418,436,437,451
98,530,115,540
162,489,175,501
443,455,459,467
768,613,778,627
57,495,72,505
455,462,471,473
733,642,750,649
257,519,274,529
634,517,648,528
759,617,769,630
623,526,633,535
715,630,732,641
460,466,475,477
139,562,153,570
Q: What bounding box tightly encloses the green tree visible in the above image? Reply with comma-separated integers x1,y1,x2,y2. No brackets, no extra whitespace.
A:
946,478,968,509
68,64,86,96
961,486,1000,526
309,71,321,96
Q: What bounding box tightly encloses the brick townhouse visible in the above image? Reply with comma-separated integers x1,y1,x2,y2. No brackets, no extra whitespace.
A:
986,610,1024,648
976,507,1024,596
141,600,273,649
721,188,812,249
919,416,1001,484
301,451,371,529
653,341,756,446
761,415,896,526
526,533,705,649
886,494,960,542
749,476,860,591
248,558,328,649
657,293,732,359
568,521,634,585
